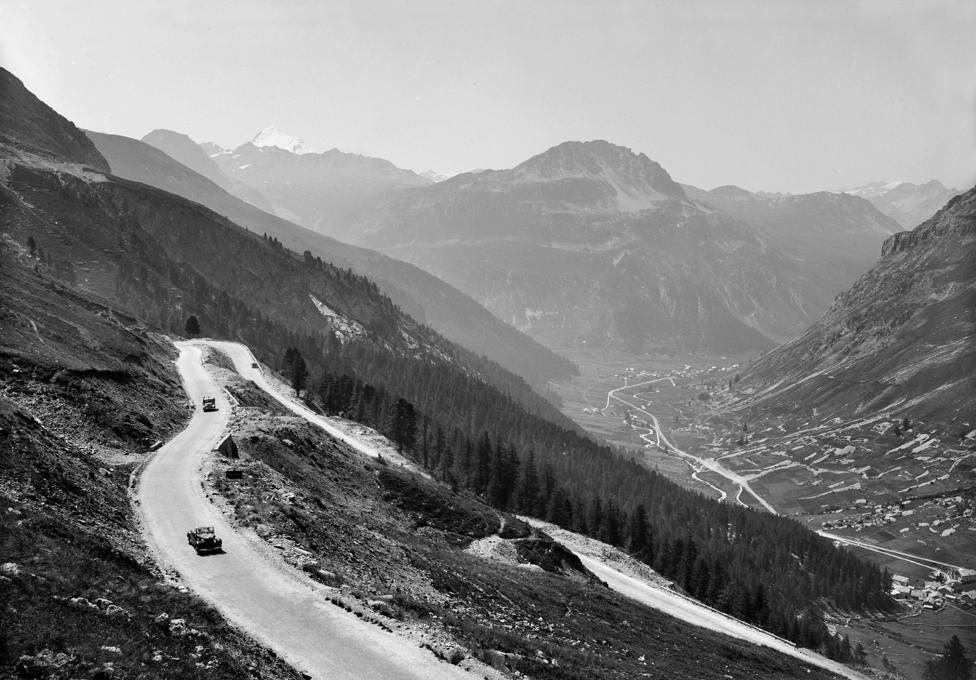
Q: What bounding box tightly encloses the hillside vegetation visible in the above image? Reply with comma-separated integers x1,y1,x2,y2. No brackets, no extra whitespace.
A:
0,252,302,680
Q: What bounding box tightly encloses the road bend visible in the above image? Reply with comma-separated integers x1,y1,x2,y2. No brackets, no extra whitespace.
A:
136,341,472,680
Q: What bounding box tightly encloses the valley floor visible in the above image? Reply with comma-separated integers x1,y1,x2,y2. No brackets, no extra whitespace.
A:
549,346,976,680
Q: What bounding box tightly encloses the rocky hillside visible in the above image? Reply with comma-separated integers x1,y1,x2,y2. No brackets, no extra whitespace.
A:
87,129,575,386
351,140,830,353
736,185,976,422
0,69,108,172
842,180,961,229
0,249,303,680
684,185,903,297
209,135,431,235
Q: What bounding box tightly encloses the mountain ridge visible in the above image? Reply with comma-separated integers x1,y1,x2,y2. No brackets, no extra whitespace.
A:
142,128,275,211
86,129,576,386
840,179,960,228
347,140,847,353
207,134,431,236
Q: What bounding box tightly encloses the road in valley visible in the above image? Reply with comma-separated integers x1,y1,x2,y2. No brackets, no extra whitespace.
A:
605,380,778,513
819,531,965,572
136,341,473,680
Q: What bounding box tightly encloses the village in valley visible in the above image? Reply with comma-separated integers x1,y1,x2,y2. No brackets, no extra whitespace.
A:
550,349,976,673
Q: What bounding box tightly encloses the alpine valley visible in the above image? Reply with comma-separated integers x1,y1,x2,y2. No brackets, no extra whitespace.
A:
2,56,974,680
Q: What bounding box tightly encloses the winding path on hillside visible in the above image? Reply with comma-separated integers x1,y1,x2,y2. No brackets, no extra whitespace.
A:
136,341,472,680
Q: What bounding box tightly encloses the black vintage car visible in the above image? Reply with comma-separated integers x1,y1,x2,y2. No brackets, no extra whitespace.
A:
186,526,222,554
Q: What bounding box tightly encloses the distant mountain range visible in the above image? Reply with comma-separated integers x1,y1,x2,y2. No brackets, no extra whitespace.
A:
840,180,960,229
142,128,275,212
172,128,954,358
82,129,576,386
0,67,580,437
203,129,431,235
683,184,903,299
339,140,877,353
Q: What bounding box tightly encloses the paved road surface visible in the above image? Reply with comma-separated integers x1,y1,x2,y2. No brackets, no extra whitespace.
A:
136,341,472,680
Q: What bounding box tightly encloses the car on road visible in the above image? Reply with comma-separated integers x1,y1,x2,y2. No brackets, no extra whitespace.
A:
187,526,222,554
251,362,258,368
202,397,217,412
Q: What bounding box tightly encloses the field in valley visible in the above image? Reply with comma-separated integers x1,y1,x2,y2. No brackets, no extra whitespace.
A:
550,344,976,680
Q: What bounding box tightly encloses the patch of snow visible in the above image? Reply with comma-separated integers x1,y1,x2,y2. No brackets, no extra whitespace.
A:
250,126,311,154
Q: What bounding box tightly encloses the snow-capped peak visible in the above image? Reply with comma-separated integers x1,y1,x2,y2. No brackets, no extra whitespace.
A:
250,126,310,154
419,169,451,183
840,181,908,198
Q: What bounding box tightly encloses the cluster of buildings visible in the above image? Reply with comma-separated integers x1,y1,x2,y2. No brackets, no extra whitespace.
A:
891,568,976,610
820,499,914,532
821,494,974,536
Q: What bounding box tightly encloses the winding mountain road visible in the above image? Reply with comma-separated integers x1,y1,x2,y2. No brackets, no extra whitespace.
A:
136,341,472,680
140,339,866,680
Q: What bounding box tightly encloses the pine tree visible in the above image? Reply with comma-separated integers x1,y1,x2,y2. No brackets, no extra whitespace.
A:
924,635,972,680
389,398,418,452
839,634,852,662
473,431,493,495
292,352,308,396
626,504,649,556
587,498,604,542
515,452,540,514
282,347,308,396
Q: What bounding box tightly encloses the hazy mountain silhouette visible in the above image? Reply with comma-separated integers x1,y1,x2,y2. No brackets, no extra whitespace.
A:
85,130,576,384
208,135,431,236
348,140,837,353
841,180,961,228
683,184,903,298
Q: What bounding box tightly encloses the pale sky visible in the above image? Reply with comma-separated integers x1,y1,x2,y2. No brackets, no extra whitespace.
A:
2,0,974,192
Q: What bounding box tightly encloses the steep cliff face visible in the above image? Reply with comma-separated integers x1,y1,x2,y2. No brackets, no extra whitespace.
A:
351,141,830,353
738,186,976,421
